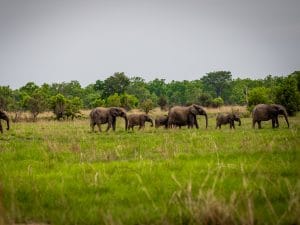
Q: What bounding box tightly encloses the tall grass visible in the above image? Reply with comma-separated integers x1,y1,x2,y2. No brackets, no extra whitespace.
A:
0,114,299,225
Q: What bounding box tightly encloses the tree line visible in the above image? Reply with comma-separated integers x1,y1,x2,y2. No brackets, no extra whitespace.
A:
0,71,299,120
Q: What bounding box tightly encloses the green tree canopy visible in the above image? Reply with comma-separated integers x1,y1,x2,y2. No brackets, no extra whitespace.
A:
103,72,130,98
201,71,232,98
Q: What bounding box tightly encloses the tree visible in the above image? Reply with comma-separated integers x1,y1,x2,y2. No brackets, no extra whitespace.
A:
248,87,272,111
64,97,83,119
127,77,152,102
140,99,154,114
201,71,232,98
106,93,121,107
22,89,48,121
197,93,213,107
212,97,224,108
0,86,13,110
157,96,168,110
103,72,130,98
274,76,300,116
19,82,39,96
147,78,167,97
120,93,138,110
50,94,67,120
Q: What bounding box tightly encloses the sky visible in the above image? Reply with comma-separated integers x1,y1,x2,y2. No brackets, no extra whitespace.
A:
0,0,299,89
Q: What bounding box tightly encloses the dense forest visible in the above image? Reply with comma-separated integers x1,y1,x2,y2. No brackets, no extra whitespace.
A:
0,71,299,120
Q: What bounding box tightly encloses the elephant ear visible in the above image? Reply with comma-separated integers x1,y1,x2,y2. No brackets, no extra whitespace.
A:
110,107,120,117
189,105,198,115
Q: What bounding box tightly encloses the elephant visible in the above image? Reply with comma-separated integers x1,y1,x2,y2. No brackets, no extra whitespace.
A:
216,113,241,129
0,110,10,133
155,115,169,128
167,104,208,129
252,104,289,129
127,113,153,131
89,107,128,132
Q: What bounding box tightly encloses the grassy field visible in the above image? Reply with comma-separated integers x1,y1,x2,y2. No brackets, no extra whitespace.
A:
0,113,299,225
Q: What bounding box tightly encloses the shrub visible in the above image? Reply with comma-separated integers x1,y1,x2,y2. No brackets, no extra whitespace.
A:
106,93,121,107
274,76,300,116
140,99,154,114
247,87,272,112
212,97,224,108
157,96,168,110
50,94,67,120
120,93,138,110
197,93,213,107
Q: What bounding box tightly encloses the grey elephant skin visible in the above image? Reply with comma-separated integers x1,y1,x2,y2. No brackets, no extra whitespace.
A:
168,104,208,129
127,114,153,130
0,110,10,133
90,107,128,132
216,113,241,129
155,115,168,128
252,104,289,129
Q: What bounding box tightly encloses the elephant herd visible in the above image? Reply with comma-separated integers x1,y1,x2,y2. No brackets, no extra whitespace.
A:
88,103,290,132
0,103,290,134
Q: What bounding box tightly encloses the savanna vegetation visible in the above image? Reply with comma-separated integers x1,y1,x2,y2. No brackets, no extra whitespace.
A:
0,113,299,225
0,71,300,121
0,71,300,225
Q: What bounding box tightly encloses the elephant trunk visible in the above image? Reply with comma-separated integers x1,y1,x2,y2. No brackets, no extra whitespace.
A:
124,115,128,130
150,119,154,127
204,113,208,128
238,118,241,126
283,111,289,128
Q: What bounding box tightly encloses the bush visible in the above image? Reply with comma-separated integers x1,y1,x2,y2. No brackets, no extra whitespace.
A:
157,96,168,110
50,94,67,120
247,87,272,112
120,93,138,110
64,97,83,119
212,97,224,108
197,93,213,107
106,93,121,107
274,76,300,116
22,89,48,121
140,99,154,114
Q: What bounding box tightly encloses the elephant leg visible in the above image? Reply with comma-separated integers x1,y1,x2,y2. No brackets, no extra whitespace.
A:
275,117,279,128
90,122,95,132
106,123,111,132
112,117,116,131
271,118,275,128
252,120,256,129
258,121,262,129
96,124,102,132
0,121,3,133
232,122,235,129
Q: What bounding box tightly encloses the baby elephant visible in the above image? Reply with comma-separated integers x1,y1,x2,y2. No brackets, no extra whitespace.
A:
128,114,153,131
216,113,241,129
155,115,168,128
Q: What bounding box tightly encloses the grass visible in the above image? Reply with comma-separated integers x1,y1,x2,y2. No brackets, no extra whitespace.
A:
0,114,299,225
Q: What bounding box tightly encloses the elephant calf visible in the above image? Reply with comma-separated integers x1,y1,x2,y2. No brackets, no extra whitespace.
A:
0,110,10,134
155,115,168,128
216,113,241,129
128,114,153,131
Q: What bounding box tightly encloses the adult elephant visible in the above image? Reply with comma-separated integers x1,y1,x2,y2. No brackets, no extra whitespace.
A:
216,113,241,129
168,104,208,129
252,104,289,129
90,107,128,132
0,110,10,133
127,113,153,131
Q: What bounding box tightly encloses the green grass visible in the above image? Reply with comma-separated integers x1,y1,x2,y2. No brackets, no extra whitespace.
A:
0,115,299,225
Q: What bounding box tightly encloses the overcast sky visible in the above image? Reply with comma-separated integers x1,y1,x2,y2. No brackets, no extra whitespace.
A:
0,0,299,89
